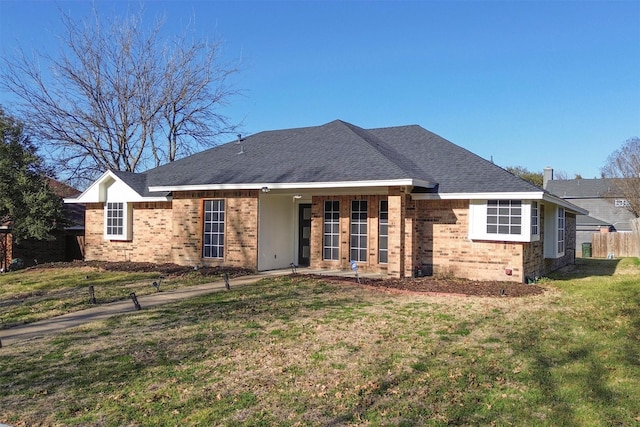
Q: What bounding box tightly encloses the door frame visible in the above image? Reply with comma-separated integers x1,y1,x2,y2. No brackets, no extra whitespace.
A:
297,203,312,266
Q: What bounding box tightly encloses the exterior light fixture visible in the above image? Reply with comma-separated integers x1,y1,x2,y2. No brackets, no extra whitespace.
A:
261,186,270,193
293,194,302,199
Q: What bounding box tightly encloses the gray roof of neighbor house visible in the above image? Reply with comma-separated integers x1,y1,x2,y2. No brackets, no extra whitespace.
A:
546,178,623,199
577,214,611,227
135,120,541,194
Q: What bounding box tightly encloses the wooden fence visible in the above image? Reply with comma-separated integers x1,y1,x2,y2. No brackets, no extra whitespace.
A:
592,231,640,258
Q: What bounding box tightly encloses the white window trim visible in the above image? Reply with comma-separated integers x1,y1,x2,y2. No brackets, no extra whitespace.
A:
203,199,225,259
469,200,535,242
104,201,132,241
544,204,565,259
379,200,389,264
531,201,540,241
323,200,340,261
350,200,368,262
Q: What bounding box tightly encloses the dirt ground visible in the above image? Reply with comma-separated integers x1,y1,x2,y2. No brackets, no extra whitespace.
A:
310,274,545,297
35,261,545,298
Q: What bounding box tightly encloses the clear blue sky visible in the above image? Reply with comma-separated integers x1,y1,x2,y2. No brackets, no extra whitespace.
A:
1,0,639,180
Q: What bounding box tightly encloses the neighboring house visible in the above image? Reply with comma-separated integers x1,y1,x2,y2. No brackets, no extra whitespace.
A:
65,120,587,283
544,169,636,254
1,179,85,270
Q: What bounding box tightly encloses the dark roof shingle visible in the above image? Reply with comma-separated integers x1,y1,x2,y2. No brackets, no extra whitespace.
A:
136,120,540,194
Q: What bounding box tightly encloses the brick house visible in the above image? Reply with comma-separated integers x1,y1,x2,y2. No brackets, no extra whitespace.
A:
65,120,586,283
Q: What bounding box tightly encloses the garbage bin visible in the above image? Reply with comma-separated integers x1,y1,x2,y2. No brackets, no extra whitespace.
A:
582,243,592,258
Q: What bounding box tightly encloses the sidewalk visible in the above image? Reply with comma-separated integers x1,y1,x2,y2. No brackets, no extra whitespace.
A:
0,270,289,347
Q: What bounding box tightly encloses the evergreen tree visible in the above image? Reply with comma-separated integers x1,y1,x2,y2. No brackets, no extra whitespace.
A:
0,106,66,243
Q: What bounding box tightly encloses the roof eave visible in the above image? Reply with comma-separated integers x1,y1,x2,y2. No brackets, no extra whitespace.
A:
412,191,546,200
148,179,436,193
413,191,589,215
542,193,589,215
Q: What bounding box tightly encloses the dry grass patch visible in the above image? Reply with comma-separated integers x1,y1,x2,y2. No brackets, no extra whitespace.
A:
2,260,640,426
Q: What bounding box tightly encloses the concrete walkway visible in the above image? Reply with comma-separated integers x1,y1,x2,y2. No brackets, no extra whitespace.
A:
0,270,291,347
0,267,374,348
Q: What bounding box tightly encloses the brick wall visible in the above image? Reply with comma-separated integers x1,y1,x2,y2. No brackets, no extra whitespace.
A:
413,199,526,282
85,191,259,268
85,202,173,263
223,191,259,268
388,189,407,277
310,194,394,275
82,190,576,280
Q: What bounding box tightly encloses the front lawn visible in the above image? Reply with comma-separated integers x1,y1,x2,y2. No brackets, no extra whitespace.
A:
0,263,249,328
1,258,639,426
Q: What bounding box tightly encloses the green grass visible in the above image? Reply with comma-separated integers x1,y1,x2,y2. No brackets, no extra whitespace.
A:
1,258,639,426
0,266,232,328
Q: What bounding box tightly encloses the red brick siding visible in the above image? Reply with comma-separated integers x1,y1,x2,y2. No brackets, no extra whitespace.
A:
84,202,173,263
310,194,394,275
171,190,258,268
413,199,526,282
85,191,259,268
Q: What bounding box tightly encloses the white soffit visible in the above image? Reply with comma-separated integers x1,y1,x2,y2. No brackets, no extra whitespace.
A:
148,178,435,193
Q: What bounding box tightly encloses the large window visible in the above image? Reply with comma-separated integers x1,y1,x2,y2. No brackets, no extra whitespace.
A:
104,202,131,240
557,207,565,255
323,201,340,261
351,200,368,262
203,200,225,259
106,202,124,237
379,200,388,264
486,200,522,235
468,200,538,242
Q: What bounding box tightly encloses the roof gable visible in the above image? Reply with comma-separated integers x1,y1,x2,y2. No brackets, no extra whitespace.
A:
65,170,169,204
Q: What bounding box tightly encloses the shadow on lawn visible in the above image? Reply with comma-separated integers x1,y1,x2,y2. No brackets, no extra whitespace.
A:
512,326,619,425
549,258,621,280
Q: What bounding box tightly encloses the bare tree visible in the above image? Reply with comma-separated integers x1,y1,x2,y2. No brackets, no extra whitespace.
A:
602,137,640,217
0,5,240,187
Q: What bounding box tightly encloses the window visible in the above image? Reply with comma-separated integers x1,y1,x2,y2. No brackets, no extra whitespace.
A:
203,200,225,259
468,200,537,242
486,200,522,235
379,200,388,264
351,200,368,262
531,201,539,236
544,205,566,258
323,201,340,260
104,202,131,240
106,202,124,236
557,207,565,255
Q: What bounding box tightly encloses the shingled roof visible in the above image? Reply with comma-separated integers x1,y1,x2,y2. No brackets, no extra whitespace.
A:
139,120,540,194
546,178,623,199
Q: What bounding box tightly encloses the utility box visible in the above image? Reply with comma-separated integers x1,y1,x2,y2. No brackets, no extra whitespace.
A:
582,242,592,258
